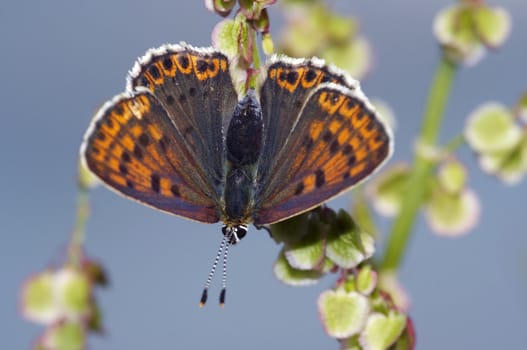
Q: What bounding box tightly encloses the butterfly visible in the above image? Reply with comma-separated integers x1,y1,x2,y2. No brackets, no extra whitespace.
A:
80,43,393,305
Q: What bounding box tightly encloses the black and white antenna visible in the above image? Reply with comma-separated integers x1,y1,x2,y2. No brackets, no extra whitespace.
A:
199,234,227,307
199,224,247,307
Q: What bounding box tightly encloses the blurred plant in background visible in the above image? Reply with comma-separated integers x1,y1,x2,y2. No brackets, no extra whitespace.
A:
20,0,521,349
21,167,106,349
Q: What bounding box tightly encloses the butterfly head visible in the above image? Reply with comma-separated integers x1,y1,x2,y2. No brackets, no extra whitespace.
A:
221,224,248,245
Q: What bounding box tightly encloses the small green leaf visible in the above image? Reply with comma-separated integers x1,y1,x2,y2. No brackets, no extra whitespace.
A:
22,271,59,324
212,19,243,58
366,163,410,217
465,102,522,154
356,266,377,296
378,271,410,312
42,322,85,350
425,188,480,236
326,211,374,269
479,137,527,185
359,312,407,350
55,268,91,318
262,32,274,55
473,6,511,48
438,160,466,195
273,249,323,286
433,5,485,65
270,212,310,244
340,335,362,350
284,218,326,270
318,289,370,338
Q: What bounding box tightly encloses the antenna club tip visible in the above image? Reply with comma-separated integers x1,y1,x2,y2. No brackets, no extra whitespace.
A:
219,288,226,306
200,288,208,308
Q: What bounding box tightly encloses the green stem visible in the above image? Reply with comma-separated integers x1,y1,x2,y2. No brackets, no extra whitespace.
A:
247,29,261,91
69,187,90,268
444,134,466,153
252,30,261,71
381,57,457,271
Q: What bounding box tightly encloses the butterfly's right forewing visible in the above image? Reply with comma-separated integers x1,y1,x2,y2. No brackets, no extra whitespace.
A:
128,43,239,194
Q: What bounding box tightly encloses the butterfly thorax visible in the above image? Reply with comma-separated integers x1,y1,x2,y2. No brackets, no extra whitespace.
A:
222,89,263,231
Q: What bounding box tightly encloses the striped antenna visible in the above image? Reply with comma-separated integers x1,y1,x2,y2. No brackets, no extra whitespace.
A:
199,234,227,307
219,237,231,307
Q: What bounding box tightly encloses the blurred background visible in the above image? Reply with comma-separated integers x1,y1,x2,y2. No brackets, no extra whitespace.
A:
1,0,526,348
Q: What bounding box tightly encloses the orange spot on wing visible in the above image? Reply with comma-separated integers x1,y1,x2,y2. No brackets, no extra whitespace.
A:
176,53,192,74
300,69,322,89
162,57,177,77
130,125,143,138
318,91,345,115
268,67,277,80
191,56,209,81
303,174,316,193
108,173,126,187
350,136,361,150
350,162,366,177
88,148,105,162
106,157,120,173
309,120,325,140
93,135,112,150
208,58,220,78
160,177,172,197
368,133,385,150
99,123,118,138
339,100,355,117
128,95,151,118
148,124,163,141
359,120,377,139
354,148,368,162
120,135,135,151
282,68,301,93
219,58,228,72
337,128,351,145
329,120,342,134
110,108,131,125
322,154,348,183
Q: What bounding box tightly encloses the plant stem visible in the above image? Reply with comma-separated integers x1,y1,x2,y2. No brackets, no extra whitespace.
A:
69,187,90,268
444,134,466,153
247,30,261,91
381,57,457,271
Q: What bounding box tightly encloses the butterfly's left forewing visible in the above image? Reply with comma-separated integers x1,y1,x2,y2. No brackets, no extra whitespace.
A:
81,90,220,223
254,83,392,225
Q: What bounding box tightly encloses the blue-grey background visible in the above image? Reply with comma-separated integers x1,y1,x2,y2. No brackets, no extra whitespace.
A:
2,1,526,349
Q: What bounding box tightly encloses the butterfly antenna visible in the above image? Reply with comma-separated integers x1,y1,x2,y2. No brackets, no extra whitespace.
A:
199,235,227,307
219,238,231,308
